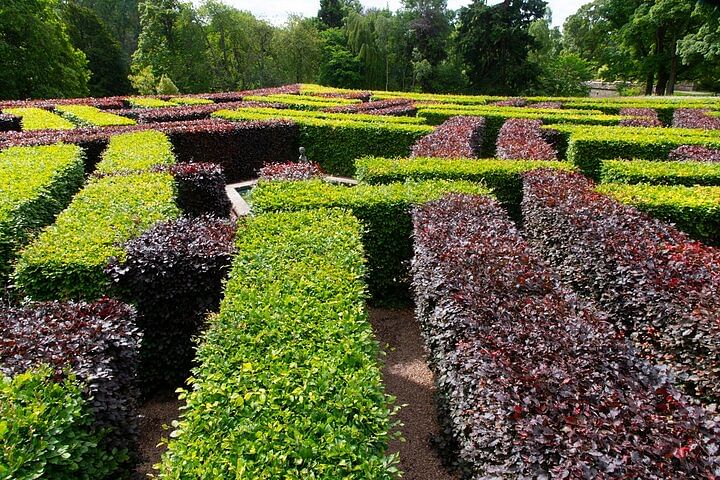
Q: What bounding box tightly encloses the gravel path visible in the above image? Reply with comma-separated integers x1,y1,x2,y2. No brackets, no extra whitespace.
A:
134,390,182,479
369,308,459,480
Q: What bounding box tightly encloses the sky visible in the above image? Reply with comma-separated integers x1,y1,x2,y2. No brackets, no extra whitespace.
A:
192,0,589,28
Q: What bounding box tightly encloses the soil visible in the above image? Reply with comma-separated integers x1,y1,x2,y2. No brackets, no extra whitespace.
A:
369,308,459,480
133,390,183,479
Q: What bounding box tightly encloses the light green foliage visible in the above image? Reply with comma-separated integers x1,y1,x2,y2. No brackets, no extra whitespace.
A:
251,179,491,304
127,97,178,108
0,144,85,279
54,105,136,127
156,74,180,95
4,107,75,130
598,182,720,244
371,90,494,105
169,97,213,105
601,159,720,186
215,108,433,176
355,156,574,215
157,209,399,479
217,106,425,124
14,173,180,300
94,129,175,175
0,368,119,480
244,93,360,110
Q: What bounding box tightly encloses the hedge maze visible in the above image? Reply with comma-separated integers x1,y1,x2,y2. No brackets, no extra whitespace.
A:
2,84,720,478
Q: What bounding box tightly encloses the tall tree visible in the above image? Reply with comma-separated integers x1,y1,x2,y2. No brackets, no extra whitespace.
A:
0,0,89,99
273,15,321,84
61,1,131,96
318,27,361,87
318,0,343,29
456,0,547,94
74,0,139,64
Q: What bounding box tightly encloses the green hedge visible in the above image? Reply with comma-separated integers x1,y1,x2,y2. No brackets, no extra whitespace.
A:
14,173,180,300
563,126,720,178
355,156,574,216
250,179,490,304
157,209,398,479
0,367,119,480
3,107,75,130
226,106,426,125
169,97,214,106
94,130,175,175
54,105,136,127
597,183,720,245
243,93,360,110
0,144,85,281
215,109,433,177
127,97,177,108
371,90,494,105
600,159,720,187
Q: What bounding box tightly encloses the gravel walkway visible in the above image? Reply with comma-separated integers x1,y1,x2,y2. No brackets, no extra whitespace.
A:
134,390,182,479
369,308,459,480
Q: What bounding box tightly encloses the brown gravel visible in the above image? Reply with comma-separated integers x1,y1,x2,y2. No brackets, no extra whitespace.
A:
133,390,183,479
369,308,459,480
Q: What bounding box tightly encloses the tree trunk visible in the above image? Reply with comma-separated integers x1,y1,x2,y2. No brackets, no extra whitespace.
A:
666,35,678,96
645,71,654,96
654,26,667,96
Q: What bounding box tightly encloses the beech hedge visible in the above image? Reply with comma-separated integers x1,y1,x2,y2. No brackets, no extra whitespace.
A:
94,129,175,175
106,216,235,391
115,101,287,124
0,144,85,281
412,193,720,478
669,145,720,162
250,179,490,304
3,107,75,130
156,209,398,479
0,298,141,477
411,115,484,158
522,169,720,403
598,182,720,244
243,93,359,110
0,113,20,131
324,98,416,115
167,163,231,218
55,105,136,127
220,105,426,125
673,108,720,129
496,118,558,160
600,159,720,186
215,109,431,177
258,161,325,181
14,173,180,301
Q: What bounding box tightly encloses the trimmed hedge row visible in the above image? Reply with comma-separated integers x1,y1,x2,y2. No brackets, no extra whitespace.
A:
495,118,557,160
258,161,325,181
223,105,426,125
0,298,141,478
0,144,85,281
14,172,180,301
55,105,136,127
107,216,235,391
670,145,720,162
411,115,484,158
598,182,720,244
215,109,432,177
244,93,359,110
156,209,398,479
166,162,231,218
673,108,720,129
600,159,720,186
0,113,21,132
114,101,287,124
355,156,573,216
3,107,75,130
522,169,720,403
372,90,493,105
169,96,214,106
94,129,175,175
324,98,415,115
250,179,490,304
412,193,720,478
126,97,178,109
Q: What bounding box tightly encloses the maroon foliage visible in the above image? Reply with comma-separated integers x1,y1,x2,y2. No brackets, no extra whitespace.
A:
323,98,416,115
491,97,528,107
117,101,287,124
669,145,720,163
316,91,372,102
496,118,557,160
619,107,663,127
166,163,231,217
258,161,325,181
528,101,563,109
522,169,720,403
196,84,301,103
0,298,141,459
0,113,20,132
411,116,485,158
673,108,720,129
0,97,126,110
413,193,720,478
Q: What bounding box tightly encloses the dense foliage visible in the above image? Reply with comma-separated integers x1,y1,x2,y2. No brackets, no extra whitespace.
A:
412,192,720,478
94,129,174,175
670,145,720,163
167,162,231,218
3,107,75,130
523,169,720,403
411,115,485,158
601,158,720,186
496,118,557,160
673,108,720,129
54,105,136,127
156,209,398,478
258,161,325,181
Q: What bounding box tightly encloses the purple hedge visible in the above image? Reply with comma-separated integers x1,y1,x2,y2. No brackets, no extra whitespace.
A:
0,113,21,132
619,107,663,127
258,161,325,181
669,145,720,163
411,116,485,158
167,162,231,217
106,217,235,392
491,97,527,107
114,101,287,124
412,193,720,478
0,298,141,465
522,169,720,404
496,118,557,160
323,98,415,115
673,108,720,129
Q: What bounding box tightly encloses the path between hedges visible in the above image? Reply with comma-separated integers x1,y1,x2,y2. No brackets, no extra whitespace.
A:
369,308,459,480
135,309,456,479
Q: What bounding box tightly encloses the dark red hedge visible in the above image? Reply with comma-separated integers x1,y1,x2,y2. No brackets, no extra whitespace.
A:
0,298,141,462
258,161,325,181
316,90,372,102
491,97,528,107
528,101,563,109
496,118,557,160
619,107,663,127
669,145,720,163
167,162,231,217
0,96,126,110
106,216,236,392
323,98,415,114
0,113,20,132
673,108,720,129
114,101,288,124
196,84,301,103
412,193,720,478
410,115,485,158
522,169,720,404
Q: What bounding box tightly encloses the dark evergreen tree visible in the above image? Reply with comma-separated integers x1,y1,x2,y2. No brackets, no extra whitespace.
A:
318,0,343,29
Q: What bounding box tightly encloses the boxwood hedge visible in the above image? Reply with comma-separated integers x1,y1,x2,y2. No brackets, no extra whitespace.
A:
250,179,490,304
597,182,720,244
55,105,136,127
3,107,75,130
94,129,175,175
156,209,398,479
14,173,180,300
243,93,360,110
600,159,720,186
412,193,720,478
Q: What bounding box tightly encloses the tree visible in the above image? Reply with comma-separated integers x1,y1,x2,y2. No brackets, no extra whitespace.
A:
273,16,321,84
318,28,361,88
156,74,180,94
318,0,343,29
0,0,89,99
678,2,720,91
75,0,139,63
61,1,131,96
456,0,547,94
